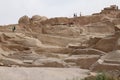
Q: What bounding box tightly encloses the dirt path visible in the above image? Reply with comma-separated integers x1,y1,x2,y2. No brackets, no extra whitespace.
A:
0,67,89,80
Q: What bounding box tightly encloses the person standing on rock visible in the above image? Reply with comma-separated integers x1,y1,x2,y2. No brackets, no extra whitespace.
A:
12,26,16,32
80,12,82,17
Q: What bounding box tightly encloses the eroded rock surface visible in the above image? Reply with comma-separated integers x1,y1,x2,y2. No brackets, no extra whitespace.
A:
0,5,120,72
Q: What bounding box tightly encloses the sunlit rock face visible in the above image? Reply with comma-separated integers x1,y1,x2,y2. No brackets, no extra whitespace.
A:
0,5,120,72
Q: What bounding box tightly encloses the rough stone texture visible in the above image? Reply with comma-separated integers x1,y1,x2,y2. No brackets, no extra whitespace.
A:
42,25,82,37
31,15,47,23
18,15,30,25
84,21,115,35
116,13,120,18
93,31,120,52
91,63,120,71
1,5,120,72
102,50,120,62
93,37,117,52
33,58,67,67
90,50,120,71
112,18,120,25
64,55,100,69
70,48,106,55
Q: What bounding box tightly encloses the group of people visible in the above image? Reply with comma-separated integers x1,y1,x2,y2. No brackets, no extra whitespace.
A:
73,12,82,18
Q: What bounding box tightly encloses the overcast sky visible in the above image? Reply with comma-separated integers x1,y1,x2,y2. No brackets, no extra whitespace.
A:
0,0,120,25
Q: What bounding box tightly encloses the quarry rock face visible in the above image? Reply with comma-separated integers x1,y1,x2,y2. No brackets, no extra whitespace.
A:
116,13,120,18
0,5,120,73
84,21,115,35
93,37,117,52
91,50,120,71
42,25,82,37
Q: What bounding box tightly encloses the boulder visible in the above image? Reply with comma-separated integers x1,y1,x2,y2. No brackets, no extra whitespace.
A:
23,37,42,47
31,15,47,23
18,15,30,25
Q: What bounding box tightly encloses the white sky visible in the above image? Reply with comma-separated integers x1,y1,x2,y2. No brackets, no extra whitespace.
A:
0,0,120,25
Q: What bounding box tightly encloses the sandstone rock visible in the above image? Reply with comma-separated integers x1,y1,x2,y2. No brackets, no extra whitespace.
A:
0,59,20,67
42,25,81,37
67,43,88,49
112,18,120,25
87,37,101,47
23,37,42,47
33,58,67,67
18,15,30,25
93,37,117,52
116,13,120,18
41,17,70,26
91,62,120,71
71,15,103,25
70,48,106,55
90,50,120,71
92,31,120,52
102,50,120,62
85,21,115,35
64,55,100,69
115,25,120,32
31,15,47,23
1,5,120,72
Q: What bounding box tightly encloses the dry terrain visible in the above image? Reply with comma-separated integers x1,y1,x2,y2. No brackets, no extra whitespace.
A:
0,5,120,80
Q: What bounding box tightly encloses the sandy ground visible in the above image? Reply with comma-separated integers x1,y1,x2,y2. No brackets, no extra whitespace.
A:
0,67,89,80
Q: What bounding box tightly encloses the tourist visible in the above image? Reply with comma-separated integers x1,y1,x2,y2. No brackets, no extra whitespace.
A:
12,26,16,32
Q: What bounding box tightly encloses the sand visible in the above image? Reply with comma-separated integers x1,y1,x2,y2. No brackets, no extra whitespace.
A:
0,67,89,80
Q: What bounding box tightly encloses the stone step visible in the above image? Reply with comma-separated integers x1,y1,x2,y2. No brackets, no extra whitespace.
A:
104,60,120,64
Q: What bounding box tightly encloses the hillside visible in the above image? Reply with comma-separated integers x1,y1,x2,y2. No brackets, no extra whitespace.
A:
0,5,120,80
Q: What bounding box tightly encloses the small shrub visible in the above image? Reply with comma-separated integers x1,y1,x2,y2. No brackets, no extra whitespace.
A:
66,72,120,80
84,72,120,80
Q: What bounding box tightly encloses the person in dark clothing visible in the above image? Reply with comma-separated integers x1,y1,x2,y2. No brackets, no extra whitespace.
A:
12,26,16,32
73,13,76,18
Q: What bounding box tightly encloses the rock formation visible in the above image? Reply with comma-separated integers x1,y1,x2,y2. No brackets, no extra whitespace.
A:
0,5,120,74
18,15,30,25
